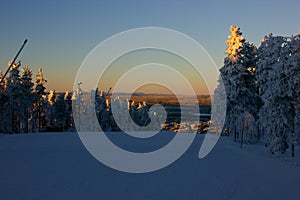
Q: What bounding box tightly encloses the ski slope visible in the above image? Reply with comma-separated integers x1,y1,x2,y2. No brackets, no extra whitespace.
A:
0,132,299,200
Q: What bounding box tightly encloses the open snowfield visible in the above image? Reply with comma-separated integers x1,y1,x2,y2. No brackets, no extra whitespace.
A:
0,132,299,200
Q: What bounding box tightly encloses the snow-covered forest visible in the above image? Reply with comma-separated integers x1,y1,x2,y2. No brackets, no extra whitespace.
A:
217,26,300,157
0,63,156,134
0,65,72,133
0,25,299,157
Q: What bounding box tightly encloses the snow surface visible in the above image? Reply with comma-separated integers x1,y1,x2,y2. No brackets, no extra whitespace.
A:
0,132,299,200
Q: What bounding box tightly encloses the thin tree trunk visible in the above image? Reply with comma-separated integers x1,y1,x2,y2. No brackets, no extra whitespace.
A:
240,117,245,148
234,126,236,142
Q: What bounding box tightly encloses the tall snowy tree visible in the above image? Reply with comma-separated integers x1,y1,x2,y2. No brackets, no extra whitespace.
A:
72,82,84,131
64,91,73,131
257,33,291,154
45,90,56,130
34,68,47,132
211,75,227,136
0,70,8,132
20,65,34,133
220,25,261,144
94,89,112,131
285,32,300,157
53,93,67,131
5,61,23,133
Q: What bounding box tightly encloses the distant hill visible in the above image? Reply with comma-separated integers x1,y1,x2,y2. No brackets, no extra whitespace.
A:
110,93,212,106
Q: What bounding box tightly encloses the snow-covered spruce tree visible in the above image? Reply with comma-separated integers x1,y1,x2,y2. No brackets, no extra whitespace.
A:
95,89,112,131
285,32,300,157
34,68,47,132
137,101,150,127
64,91,73,131
221,25,245,138
129,100,139,127
0,71,8,132
110,96,127,131
5,61,23,133
84,90,100,132
220,25,261,144
53,93,67,131
45,90,56,130
257,33,291,154
72,82,84,131
20,65,34,133
211,75,227,135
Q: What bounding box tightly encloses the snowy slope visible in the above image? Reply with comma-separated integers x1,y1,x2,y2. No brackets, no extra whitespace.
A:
0,132,299,200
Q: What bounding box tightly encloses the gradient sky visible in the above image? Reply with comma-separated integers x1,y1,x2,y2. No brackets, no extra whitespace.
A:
0,0,299,94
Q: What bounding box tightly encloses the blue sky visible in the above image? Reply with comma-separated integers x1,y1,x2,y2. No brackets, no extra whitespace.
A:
0,0,299,93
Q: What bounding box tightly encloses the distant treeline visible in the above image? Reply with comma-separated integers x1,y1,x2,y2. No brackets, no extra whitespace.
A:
0,65,159,133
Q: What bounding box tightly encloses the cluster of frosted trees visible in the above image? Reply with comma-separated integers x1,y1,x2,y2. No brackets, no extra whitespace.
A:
0,63,73,133
0,63,153,133
217,25,300,156
72,87,156,132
